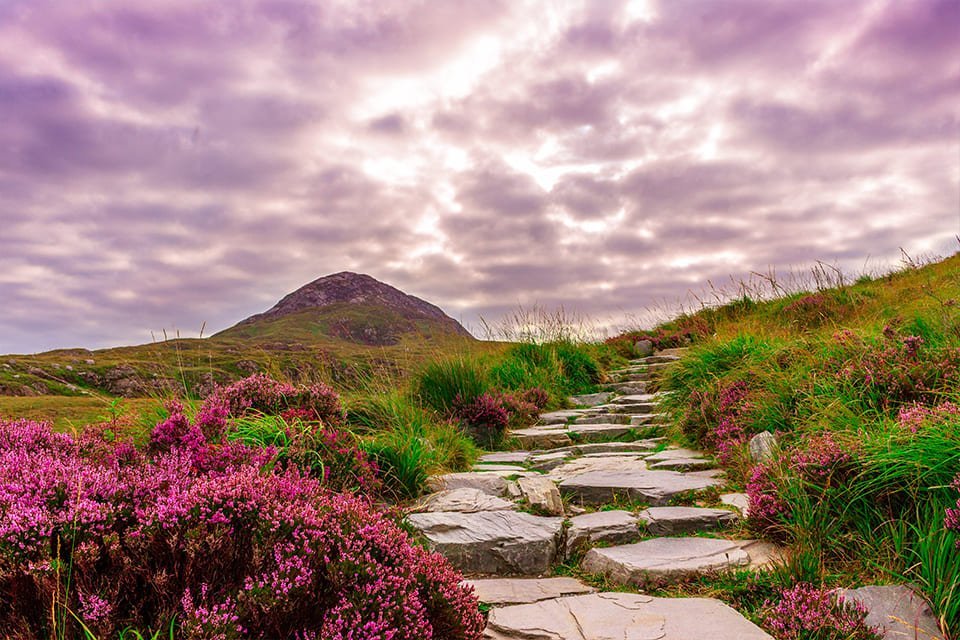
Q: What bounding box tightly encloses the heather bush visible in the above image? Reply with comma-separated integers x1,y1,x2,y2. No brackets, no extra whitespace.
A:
746,463,790,537
0,419,483,639
760,583,881,640
205,374,345,424
453,392,509,449
947,475,960,546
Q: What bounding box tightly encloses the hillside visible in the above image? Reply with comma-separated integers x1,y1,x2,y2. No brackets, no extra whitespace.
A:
0,272,483,405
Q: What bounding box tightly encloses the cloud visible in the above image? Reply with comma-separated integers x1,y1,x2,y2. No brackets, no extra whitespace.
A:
0,0,956,354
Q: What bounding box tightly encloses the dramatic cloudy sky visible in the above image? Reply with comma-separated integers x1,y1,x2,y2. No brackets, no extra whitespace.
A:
1,0,958,353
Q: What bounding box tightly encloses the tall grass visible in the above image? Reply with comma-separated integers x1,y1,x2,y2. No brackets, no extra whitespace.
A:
413,358,487,415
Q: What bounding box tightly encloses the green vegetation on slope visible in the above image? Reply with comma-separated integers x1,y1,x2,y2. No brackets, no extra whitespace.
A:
612,254,960,637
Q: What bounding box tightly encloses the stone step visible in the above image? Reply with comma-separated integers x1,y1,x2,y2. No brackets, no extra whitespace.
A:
548,454,649,483
614,372,654,383
639,354,681,364
631,412,669,426
426,472,513,497
538,409,587,425
657,347,690,357
559,469,723,506
483,592,773,640
415,488,518,513
611,393,659,404
406,510,563,576
478,451,532,465
564,510,640,558
599,381,648,394
466,577,595,607
510,428,573,449
567,422,637,442
568,391,613,407
581,537,775,587
572,413,632,425
637,506,739,535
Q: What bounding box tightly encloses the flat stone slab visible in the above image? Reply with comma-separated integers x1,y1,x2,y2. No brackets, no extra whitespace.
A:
510,428,573,449
466,577,595,606
549,455,648,482
406,511,563,576
528,450,575,471
575,440,662,454
581,537,753,585
645,448,709,461
565,510,640,557
483,592,773,639
471,464,528,473
609,402,658,414
839,585,944,640
649,458,716,471
416,488,517,513
567,422,635,441
573,413,632,425
538,410,585,424
560,470,722,505
517,476,564,515
612,393,659,404
478,451,532,465
569,392,613,407
638,506,739,535
426,472,511,497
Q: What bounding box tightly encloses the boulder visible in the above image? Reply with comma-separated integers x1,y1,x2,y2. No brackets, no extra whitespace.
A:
517,476,564,516
483,592,773,639
720,493,750,517
839,585,944,640
634,339,655,356
478,451,532,465
406,511,563,576
749,431,778,463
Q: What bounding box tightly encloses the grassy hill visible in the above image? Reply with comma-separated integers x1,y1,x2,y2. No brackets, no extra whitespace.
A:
606,252,959,635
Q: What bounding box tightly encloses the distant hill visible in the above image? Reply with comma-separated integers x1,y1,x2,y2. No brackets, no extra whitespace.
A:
0,273,483,401
217,272,473,345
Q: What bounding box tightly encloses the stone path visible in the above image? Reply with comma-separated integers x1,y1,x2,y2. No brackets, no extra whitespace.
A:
405,350,941,638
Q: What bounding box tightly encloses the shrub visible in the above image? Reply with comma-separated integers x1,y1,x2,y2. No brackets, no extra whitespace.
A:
453,392,509,449
746,463,789,536
760,583,881,640
488,342,601,406
205,374,344,424
947,475,960,548
0,419,483,639
789,433,857,486
414,359,487,415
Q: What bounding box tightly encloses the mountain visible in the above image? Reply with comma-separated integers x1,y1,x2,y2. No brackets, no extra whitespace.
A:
216,272,473,345
0,272,481,401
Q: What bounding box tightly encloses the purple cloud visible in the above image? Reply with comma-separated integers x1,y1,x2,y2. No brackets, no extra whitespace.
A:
0,0,956,354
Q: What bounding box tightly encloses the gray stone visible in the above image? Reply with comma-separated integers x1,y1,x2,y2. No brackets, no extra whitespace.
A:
416,488,517,513
466,577,595,606
560,470,722,506
720,493,750,517
549,455,648,482
483,592,773,640
471,464,528,473
612,393,659,404
638,506,739,535
426,472,510,497
644,448,707,462
529,450,575,471
839,585,944,640
575,440,662,454
569,392,613,407
634,339,655,356
610,402,659,414
648,458,715,471
567,422,634,441
406,511,563,575
565,510,640,557
538,410,583,424
510,428,573,449
657,347,689,357
642,355,681,364
573,413,632,425
478,451,532,465
581,537,753,585
749,431,778,463
517,476,564,516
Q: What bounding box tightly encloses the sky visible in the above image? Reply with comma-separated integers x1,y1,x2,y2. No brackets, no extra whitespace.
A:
1,0,958,354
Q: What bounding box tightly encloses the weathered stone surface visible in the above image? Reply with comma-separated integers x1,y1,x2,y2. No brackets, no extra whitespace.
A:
517,476,564,516
549,455,648,482
510,428,573,449
565,510,639,557
528,450,575,471
602,381,648,394
471,464,528,473
630,412,669,426
612,393,658,404
648,458,716,471
644,448,709,462
634,339,655,356
642,355,681,364
610,402,658,414
566,422,634,441
657,347,689,357
575,440,662,454
406,511,563,575
720,492,750,517
560,470,722,505
466,577,595,606
483,592,773,640
538,410,583,424
426,472,510,497
573,413,632,425
638,506,738,535
581,537,752,585
416,488,517,513
838,585,944,640
749,431,778,463
478,451,532,465
569,392,613,407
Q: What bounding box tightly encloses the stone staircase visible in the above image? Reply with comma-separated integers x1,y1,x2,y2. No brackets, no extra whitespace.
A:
406,350,774,639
